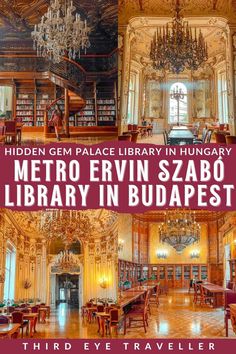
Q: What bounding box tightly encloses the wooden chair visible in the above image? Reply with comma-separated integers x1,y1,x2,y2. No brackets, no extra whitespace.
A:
149,287,159,307
4,120,17,144
12,311,29,338
219,123,225,131
124,291,150,334
7,306,16,314
193,283,201,304
130,130,139,143
200,285,214,307
20,308,30,313
224,290,236,337
226,135,236,144
105,309,120,336
118,134,131,141
97,305,104,312
214,132,226,144
0,125,6,144
127,124,132,131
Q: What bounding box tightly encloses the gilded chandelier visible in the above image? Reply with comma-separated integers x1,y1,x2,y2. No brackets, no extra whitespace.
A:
158,210,200,253
32,0,90,63
150,0,208,74
39,210,94,245
53,248,80,273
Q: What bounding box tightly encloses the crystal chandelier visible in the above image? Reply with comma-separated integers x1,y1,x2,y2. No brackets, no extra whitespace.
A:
32,0,90,63
53,248,80,273
158,210,200,253
39,210,95,245
150,0,208,74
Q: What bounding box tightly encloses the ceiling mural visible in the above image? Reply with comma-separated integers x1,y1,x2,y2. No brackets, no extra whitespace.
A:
0,0,117,54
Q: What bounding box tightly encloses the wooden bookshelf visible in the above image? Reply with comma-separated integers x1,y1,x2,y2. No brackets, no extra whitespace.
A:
12,78,118,135
118,260,209,288
96,81,117,126
36,93,53,127
76,82,96,127
16,93,34,126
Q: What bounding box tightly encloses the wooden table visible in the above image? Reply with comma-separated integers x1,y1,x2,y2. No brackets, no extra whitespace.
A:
8,313,38,337
168,128,194,145
85,306,97,323
125,285,156,292
138,125,153,137
0,323,20,338
201,283,228,308
229,304,236,335
119,291,145,308
96,312,110,337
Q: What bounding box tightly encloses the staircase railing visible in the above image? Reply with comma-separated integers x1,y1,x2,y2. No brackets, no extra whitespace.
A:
49,58,86,95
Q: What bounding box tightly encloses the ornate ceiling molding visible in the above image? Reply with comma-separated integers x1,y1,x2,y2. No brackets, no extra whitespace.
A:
119,0,236,26
2,209,118,241
133,210,227,223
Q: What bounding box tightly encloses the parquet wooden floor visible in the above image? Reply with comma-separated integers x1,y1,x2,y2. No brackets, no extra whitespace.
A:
33,290,235,339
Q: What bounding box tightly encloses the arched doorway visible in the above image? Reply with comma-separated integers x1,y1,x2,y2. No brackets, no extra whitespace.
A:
49,240,83,308
169,82,188,124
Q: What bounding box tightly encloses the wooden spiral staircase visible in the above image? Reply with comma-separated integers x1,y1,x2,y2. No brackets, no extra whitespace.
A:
44,57,117,138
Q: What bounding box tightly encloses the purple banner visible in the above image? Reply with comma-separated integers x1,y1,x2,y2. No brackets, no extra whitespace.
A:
0,142,236,211
2,339,236,354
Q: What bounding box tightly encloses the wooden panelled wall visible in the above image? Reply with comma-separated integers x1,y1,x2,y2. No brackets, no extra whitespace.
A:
131,218,224,285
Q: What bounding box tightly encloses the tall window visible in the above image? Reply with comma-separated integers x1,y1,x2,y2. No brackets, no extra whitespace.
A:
4,242,16,302
127,73,138,124
218,72,228,123
0,87,4,113
169,82,188,124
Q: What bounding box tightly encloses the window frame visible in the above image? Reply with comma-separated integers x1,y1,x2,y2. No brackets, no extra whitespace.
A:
168,82,188,124
4,241,16,302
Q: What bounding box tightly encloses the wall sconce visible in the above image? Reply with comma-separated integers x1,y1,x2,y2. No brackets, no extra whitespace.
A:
99,278,108,289
156,250,168,259
190,250,200,259
118,239,124,252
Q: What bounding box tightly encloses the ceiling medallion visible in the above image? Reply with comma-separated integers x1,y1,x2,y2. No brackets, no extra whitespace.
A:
158,210,201,253
32,0,90,63
150,0,208,74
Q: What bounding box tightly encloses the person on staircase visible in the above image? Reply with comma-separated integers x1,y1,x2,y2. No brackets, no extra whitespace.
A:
51,104,64,141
